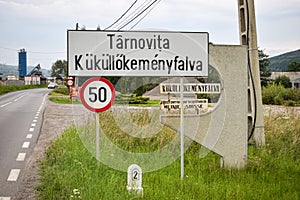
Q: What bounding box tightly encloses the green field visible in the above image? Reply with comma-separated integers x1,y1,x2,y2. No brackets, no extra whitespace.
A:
37,111,300,200
0,85,46,95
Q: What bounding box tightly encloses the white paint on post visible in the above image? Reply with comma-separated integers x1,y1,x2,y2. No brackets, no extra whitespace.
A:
180,77,184,180
127,164,143,197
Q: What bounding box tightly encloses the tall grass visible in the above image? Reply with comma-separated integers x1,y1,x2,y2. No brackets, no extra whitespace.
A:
37,112,300,200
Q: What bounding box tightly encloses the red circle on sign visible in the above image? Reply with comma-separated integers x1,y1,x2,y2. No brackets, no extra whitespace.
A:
67,80,74,86
80,77,115,112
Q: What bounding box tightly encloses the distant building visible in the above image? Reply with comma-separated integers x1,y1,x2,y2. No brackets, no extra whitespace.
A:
292,78,300,89
0,74,23,86
6,74,19,80
24,64,47,85
271,72,300,89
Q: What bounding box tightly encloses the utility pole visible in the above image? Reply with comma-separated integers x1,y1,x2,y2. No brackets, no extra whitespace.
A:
237,0,265,146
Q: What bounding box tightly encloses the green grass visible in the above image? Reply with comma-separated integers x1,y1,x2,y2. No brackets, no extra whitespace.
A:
48,88,160,106
114,99,160,107
48,97,82,104
37,112,300,200
0,84,46,95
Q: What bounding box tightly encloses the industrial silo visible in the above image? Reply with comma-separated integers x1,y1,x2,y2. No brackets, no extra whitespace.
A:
18,49,27,78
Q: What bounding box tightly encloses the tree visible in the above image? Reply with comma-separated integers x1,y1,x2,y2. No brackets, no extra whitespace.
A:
258,49,272,87
274,75,292,88
51,60,67,77
287,62,300,72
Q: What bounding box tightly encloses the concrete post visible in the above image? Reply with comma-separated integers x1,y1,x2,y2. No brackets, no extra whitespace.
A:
237,0,265,146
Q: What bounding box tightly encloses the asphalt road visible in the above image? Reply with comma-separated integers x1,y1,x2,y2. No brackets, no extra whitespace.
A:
0,88,49,199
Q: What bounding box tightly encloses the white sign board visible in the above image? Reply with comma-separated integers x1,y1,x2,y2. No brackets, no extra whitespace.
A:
160,99,208,110
160,83,221,94
68,30,208,77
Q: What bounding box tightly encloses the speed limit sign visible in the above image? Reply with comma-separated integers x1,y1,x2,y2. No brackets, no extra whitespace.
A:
80,77,115,112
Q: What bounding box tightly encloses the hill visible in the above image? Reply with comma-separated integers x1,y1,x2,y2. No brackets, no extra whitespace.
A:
268,49,300,72
0,64,18,75
0,63,51,77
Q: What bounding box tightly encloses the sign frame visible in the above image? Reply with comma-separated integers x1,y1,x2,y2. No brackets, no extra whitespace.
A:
67,30,209,77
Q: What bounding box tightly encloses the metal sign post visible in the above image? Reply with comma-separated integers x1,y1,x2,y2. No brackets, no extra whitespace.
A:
95,113,100,165
180,77,184,180
80,77,115,165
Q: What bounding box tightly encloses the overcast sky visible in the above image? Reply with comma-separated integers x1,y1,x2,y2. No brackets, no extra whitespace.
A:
0,0,299,69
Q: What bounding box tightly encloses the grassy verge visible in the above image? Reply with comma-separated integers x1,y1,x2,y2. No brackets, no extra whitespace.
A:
37,111,299,199
48,97,82,104
48,87,160,106
0,85,46,95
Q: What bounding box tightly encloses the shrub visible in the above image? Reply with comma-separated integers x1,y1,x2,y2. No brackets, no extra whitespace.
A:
262,83,285,105
274,95,283,105
262,83,300,106
274,75,292,88
115,94,149,104
52,87,70,95
286,100,295,107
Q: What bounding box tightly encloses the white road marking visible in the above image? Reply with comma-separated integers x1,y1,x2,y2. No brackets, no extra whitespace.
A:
0,102,12,108
26,134,33,139
35,113,39,116
22,142,30,148
13,94,25,102
7,169,20,181
31,123,36,127
16,153,26,161
29,127,34,132
0,196,11,200
34,116,38,119
33,119,37,123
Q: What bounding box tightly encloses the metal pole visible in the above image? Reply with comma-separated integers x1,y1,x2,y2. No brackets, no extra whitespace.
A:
95,113,100,166
180,77,184,180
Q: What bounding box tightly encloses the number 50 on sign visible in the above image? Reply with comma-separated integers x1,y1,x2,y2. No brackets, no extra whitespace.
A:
80,77,115,113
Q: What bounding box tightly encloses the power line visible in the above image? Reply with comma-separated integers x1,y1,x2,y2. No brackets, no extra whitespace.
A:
129,0,161,30
104,0,139,30
28,51,65,54
118,0,157,30
0,46,17,52
0,46,65,54
113,0,152,30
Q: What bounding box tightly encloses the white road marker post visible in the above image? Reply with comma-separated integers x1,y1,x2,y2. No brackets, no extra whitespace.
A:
127,164,143,197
